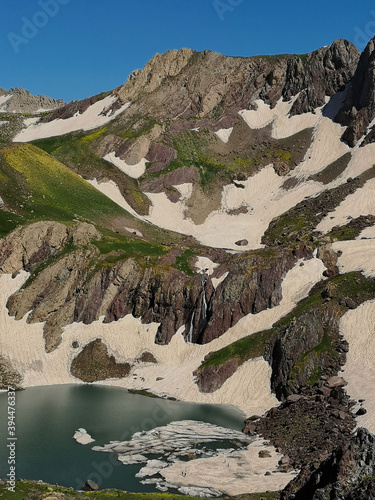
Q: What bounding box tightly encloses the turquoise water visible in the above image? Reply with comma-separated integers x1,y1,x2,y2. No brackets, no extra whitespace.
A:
0,385,244,492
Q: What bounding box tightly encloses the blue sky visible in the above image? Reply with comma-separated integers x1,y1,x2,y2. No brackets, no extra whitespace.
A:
1,0,375,102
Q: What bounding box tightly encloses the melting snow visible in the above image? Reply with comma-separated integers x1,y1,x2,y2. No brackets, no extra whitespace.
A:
104,152,147,179
214,127,233,143
13,96,130,142
194,256,219,276
340,301,375,434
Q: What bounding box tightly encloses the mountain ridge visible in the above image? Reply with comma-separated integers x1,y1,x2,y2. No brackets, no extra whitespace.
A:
0,86,65,114
2,36,375,499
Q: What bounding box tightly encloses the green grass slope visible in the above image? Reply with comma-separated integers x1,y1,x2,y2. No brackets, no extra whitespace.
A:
0,143,128,237
31,127,151,215
0,480,279,500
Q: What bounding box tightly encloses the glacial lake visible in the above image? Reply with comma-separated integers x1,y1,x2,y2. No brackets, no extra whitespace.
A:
0,385,245,493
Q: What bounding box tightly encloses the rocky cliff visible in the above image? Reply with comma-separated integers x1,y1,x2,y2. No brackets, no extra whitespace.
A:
0,221,310,353
336,37,375,146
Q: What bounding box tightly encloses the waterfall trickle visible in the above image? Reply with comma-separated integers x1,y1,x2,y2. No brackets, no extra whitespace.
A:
186,275,208,344
187,310,195,343
201,278,207,327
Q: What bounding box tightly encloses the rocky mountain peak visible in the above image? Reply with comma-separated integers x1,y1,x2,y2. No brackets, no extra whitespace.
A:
117,47,196,102
286,39,360,116
335,35,375,146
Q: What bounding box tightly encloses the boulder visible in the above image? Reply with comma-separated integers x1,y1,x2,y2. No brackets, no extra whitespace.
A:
82,480,99,491
235,239,248,246
326,376,347,388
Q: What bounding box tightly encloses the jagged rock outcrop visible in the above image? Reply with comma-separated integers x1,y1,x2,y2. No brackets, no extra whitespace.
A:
78,246,306,347
114,41,359,122
0,87,65,114
265,301,345,399
118,48,196,102
281,428,375,499
239,270,375,498
336,36,375,146
0,222,101,352
7,246,99,352
0,221,100,275
245,385,355,482
264,272,375,400
0,221,70,274
288,39,360,115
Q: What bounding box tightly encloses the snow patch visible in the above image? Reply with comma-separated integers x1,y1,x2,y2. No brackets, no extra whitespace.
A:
23,117,40,127
332,239,375,278
239,97,319,140
212,272,229,289
87,178,139,218
194,257,219,276
358,225,375,239
104,152,147,179
340,301,375,434
316,177,375,234
214,127,233,143
13,96,130,142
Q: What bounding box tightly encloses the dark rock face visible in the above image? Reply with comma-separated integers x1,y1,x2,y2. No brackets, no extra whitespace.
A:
264,301,344,399
1,223,311,352
145,143,177,173
196,246,312,345
235,239,248,246
336,36,375,146
29,243,311,351
247,384,356,500
288,40,360,115
281,428,375,500
243,270,375,499
136,351,158,363
72,246,312,348
194,359,239,393
140,166,199,194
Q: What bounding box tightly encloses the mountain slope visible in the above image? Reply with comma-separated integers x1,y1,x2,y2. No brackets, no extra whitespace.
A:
1,38,375,498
